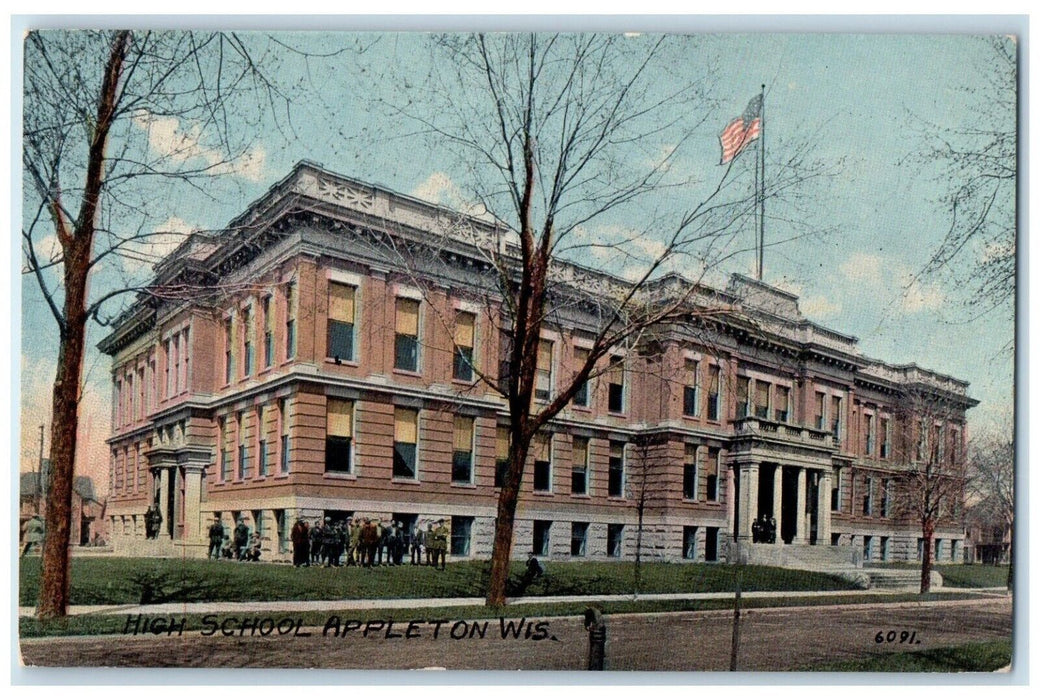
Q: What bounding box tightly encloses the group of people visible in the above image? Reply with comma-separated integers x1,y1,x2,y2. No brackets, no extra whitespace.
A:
208,516,263,561
289,517,450,570
751,514,778,544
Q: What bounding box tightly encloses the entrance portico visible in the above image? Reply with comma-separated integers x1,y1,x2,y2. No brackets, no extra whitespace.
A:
730,416,836,549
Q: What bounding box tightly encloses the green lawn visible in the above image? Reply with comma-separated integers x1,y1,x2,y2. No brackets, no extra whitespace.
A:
18,590,979,639
807,640,1012,672
19,557,858,607
875,563,1011,589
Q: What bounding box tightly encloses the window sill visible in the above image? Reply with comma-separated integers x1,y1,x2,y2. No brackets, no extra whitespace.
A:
324,471,357,480
607,411,627,418
273,473,291,480
393,368,422,378
570,404,592,412
532,490,554,496
606,496,627,502
570,493,591,499
392,478,421,485
451,482,477,489
452,377,477,387
325,357,359,367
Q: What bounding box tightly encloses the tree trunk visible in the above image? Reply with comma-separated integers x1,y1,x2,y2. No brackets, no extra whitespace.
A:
37,271,88,619
486,445,530,606
920,518,935,594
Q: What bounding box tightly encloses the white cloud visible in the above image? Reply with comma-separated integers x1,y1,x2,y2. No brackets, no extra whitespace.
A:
412,172,466,206
901,276,946,313
132,110,266,182
120,216,194,275
19,354,111,495
801,295,842,319
839,252,883,285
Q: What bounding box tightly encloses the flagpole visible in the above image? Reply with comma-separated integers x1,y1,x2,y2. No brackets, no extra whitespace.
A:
757,84,765,281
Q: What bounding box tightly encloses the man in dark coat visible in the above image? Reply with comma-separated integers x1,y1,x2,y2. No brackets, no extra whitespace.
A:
290,518,310,567
233,517,251,560
309,520,323,565
208,517,225,559
360,518,380,567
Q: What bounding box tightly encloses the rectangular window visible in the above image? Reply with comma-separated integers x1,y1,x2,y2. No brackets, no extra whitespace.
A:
181,329,190,392
754,380,770,419
864,413,875,456
451,516,473,556
880,416,891,458
285,281,297,360
533,433,552,492
325,398,354,474
881,479,891,517
452,416,475,484
453,311,475,381
242,308,254,377
683,444,698,500
393,407,418,479
863,476,873,516
570,522,588,557
394,297,420,372
237,412,249,479
170,335,179,395
279,398,290,475
223,320,234,385
572,347,590,407
571,437,589,495
881,536,890,562
219,417,231,481
127,372,135,423
137,367,145,420
683,358,700,417
737,376,751,418
917,538,925,561
831,396,843,439
705,448,720,502
533,520,551,557
831,468,842,512
707,365,721,420
705,527,719,562
257,406,269,477
683,526,698,560
863,535,873,562
607,524,624,558
814,391,826,430
775,385,790,422
917,418,928,461
535,339,553,401
263,296,274,369
608,441,625,498
607,356,625,413
495,426,510,488
327,282,356,362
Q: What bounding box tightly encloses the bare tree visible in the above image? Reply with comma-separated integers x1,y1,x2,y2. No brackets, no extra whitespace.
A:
364,33,836,606
890,388,968,594
965,430,1014,588
905,36,1017,320
21,30,326,618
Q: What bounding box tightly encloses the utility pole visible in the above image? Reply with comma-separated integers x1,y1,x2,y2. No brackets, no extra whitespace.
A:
36,423,44,515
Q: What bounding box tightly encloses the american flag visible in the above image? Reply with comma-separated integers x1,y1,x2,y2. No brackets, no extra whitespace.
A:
719,94,763,165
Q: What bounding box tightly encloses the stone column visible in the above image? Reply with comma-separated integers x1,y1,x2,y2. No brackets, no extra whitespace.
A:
773,466,784,541
818,471,832,545
182,464,205,542
157,467,171,540
793,467,807,544
737,462,759,541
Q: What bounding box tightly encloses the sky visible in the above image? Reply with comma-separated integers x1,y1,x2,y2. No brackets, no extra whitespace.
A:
17,31,1017,495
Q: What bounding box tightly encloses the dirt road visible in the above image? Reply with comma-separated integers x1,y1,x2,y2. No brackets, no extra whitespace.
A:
20,597,1013,671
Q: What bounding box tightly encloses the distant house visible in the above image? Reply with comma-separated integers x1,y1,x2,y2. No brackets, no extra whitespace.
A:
20,464,107,547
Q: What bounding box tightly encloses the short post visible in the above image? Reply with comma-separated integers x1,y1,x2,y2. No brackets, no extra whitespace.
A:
730,583,742,671
584,606,606,671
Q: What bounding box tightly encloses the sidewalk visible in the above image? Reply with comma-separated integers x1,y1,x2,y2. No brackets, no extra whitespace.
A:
17,586,1008,618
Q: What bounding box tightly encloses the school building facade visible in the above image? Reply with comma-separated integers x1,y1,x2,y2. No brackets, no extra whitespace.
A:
100,161,976,565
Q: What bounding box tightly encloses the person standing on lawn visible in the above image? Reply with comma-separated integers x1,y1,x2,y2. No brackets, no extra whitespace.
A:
233,517,251,560
21,515,45,557
291,518,310,567
410,522,425,565
207,517,225,559
431,519,449,570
